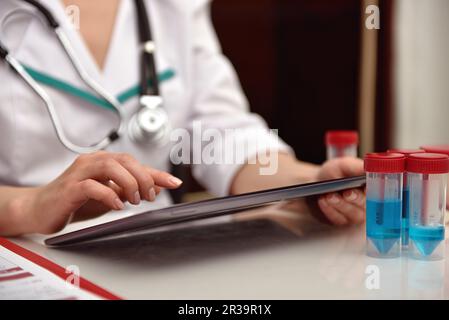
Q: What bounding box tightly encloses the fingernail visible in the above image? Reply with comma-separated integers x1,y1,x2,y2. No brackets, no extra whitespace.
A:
134,191,141,204
327,194,340,204
148,187,156,201
114,198,125,210
345,191,357,202
169,176,183,187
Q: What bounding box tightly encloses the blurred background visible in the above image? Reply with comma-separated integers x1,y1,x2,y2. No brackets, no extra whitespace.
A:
175,0,449,201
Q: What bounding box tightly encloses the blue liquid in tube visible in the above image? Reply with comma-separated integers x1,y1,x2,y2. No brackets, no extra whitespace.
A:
410,225,445,257
402,188,410,246
366,199,402,254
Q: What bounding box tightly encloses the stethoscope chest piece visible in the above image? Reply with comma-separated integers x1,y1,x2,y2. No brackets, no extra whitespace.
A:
128,95,170,146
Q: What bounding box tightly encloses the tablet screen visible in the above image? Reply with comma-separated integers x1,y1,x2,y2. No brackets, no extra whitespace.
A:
45,175,366,247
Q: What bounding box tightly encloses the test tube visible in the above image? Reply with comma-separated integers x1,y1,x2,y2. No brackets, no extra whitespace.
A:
325,131,358,160
421,145,449,209
364,153,405,258
387,149,425,249
406,153,449,261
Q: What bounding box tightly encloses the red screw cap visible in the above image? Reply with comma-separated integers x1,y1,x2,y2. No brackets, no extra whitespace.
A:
325,131,358,146
406,153,449,174
388,148,425,156
364,152,406,173
421,145,449,156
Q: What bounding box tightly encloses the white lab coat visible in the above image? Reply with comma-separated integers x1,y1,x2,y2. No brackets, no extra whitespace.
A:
0,0,291,214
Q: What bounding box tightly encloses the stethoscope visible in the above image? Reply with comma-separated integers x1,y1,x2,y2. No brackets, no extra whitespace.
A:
0,0,170,154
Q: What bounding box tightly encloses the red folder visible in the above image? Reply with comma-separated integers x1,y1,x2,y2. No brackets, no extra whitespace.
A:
0,237,121,300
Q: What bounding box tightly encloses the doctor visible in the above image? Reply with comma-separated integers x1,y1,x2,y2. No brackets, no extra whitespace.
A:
0,0,365,236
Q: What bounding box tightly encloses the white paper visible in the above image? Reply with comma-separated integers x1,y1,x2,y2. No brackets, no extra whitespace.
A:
0,246,101,300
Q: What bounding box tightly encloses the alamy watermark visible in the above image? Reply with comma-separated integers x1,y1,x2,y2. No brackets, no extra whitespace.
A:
365,264,380,290
365,4,380,30
169,121,281,175
65,264,80,289
65,5,80,30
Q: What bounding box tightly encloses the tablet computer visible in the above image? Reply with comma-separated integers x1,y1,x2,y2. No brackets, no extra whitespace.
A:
45,175,366,247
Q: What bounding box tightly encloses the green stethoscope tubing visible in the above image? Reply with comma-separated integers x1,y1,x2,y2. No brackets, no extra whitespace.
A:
23,64,176,112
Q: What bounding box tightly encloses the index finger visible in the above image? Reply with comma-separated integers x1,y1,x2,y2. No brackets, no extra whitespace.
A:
146,167,183,189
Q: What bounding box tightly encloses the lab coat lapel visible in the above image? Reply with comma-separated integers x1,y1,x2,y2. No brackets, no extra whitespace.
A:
16,0,136,97
102,0,174,98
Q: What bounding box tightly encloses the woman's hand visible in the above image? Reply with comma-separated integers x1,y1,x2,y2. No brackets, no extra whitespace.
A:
230,153,366,227
12,151,182,235
315,157,366,226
